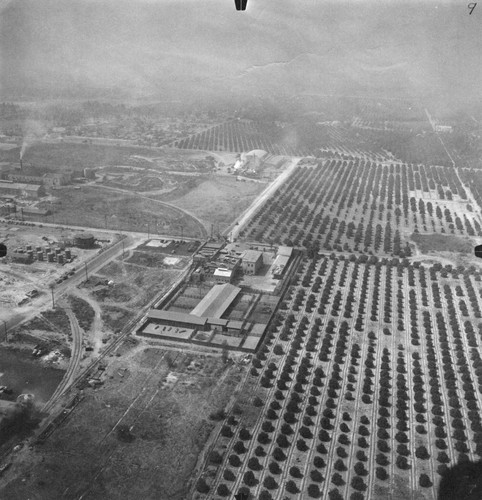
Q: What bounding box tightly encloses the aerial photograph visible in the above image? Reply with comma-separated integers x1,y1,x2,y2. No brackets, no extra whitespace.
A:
0,0,481,499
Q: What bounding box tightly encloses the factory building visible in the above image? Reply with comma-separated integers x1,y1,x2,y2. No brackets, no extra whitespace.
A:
0,181,44,198
272,246,293,279
43,171,73,188
141,283,245,337
242,250,263,275
20,207,51,217
145,310,245,335
191,283,240,318
213,268,234,283
8,173,45,184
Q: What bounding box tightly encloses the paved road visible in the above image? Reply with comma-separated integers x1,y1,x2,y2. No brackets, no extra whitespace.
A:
227,157,301,240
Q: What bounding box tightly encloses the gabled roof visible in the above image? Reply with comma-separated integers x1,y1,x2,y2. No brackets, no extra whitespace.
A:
191,283,240,318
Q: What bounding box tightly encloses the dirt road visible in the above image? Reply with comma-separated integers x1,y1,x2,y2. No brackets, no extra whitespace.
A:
228,157,301,240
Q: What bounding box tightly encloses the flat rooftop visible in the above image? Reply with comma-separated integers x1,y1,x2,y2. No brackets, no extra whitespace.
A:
142,323,193,340
243,250,262,263
278,246,293,257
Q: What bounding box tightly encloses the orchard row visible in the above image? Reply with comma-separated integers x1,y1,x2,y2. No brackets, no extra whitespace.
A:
194,255,482,499
241,161,480,255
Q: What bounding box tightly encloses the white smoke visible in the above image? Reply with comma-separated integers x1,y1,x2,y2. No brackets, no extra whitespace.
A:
20,120,48,159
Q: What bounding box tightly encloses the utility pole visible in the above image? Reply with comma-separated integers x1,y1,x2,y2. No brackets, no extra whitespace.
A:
2,320,7,342
50,285,55,308
84,262,88,281
147,221,150,239
121,239,125,259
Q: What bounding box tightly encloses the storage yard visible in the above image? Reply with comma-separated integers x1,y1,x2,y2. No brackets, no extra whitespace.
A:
0,222,116,314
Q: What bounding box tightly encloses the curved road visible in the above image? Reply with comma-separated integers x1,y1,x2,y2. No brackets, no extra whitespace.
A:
88,183,209,238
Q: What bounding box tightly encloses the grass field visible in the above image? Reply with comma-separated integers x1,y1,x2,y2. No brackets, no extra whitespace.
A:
43,186,206,238
411,233,474,255
0,142,159,170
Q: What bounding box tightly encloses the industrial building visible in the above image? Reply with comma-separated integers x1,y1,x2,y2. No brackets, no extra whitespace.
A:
11,251,33,264
140,283,246,337
43,171,73,188
0,181,44,198
145,310,244,335
74,233,96,248
191,283,240,318
272,246,293,279
8,173,45,185
242,249,263,275
213,268,234,283
20,207,51,217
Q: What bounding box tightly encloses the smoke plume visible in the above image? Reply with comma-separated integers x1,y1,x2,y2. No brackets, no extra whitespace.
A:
20,119,47,159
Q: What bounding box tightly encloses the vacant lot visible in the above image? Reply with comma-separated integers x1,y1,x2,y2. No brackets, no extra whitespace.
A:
411,232,474,254
46,186,206,238
167,175,264,234
0,347,245,500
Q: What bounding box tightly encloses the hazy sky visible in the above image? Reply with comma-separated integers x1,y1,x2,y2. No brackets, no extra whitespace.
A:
0,0,480,107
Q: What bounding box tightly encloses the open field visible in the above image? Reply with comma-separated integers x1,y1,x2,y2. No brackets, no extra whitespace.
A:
37,185,206,238
167,176,265,234
81,251,187,348
410,233,474,255
0,347,246,500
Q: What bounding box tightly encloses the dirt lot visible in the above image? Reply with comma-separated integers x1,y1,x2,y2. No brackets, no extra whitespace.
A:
0,223,115,319
166,175,265,234
0,346,246,500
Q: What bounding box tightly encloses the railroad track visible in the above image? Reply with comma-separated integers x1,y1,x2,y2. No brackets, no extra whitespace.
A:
73,351,182,500
42,306,83,414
